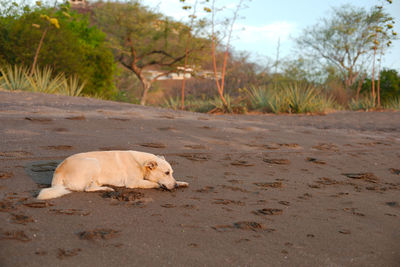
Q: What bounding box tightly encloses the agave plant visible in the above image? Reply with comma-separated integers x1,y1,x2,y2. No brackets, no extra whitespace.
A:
0,65,31,91
60,74,86,96
210,94,233,113
243,86,270,110
27,66,64,93
349,96,375,111
284,83,319,113
163,96,181,110
383,97,400,110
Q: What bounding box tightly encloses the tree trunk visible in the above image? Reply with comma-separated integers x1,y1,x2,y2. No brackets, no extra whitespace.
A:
181,45,189,110
372,46,377,106
377,73,381,107
139,78,151,106
356,73,367,102
31,27,48,76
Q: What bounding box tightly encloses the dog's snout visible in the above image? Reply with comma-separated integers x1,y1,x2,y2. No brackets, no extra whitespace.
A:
174,183,178,188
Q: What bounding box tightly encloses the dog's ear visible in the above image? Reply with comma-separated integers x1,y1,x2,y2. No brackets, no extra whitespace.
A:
157,155,165,161
144,160,158,171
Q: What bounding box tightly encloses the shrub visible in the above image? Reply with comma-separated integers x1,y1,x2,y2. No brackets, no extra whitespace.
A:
349,96,375,111
243,83,335,114
0,64,86,96
0,2,116,98
0,65,30,91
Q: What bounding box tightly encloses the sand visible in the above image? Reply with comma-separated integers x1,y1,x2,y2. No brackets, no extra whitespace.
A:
0,90,399,266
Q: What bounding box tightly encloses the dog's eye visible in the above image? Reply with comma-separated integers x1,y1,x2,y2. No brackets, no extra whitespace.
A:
165,171,170,175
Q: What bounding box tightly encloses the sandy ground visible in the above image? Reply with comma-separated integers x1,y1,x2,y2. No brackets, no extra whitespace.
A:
0,90,399,266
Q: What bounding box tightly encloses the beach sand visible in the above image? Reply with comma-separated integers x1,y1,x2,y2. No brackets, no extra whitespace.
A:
0,91,399,266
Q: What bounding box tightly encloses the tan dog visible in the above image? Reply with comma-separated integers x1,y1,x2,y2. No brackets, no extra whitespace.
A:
37,150,188,200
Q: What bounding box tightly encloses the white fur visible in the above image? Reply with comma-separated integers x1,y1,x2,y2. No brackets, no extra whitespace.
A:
37,150,188,200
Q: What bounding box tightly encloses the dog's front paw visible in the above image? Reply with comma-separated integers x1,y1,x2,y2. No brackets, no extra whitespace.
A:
176,181,189,187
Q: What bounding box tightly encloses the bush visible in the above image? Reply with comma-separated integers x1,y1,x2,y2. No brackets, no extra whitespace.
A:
349,96,375,111
0,2,116,98
243,83,335,114
0,64,86,96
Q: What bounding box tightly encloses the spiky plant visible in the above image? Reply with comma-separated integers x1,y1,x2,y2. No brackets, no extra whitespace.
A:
27,66,64,93
0,65,31,91
243,86,270,111
383,97,400,110
349,96,375,111
60,74,85,96
163,96,181,110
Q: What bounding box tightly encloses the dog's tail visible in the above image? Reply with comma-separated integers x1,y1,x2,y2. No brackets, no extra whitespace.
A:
37,185,71,200
37,168,71,200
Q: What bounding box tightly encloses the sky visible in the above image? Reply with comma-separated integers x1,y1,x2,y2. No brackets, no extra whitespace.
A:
141,0,400,71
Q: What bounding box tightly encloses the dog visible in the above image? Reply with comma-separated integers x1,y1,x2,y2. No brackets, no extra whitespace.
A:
37,150,188,200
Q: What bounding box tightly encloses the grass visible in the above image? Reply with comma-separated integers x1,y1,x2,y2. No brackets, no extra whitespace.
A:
349,96,375,111
383,97,400,110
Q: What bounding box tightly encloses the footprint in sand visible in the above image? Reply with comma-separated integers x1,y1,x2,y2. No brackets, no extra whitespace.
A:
312,143,339,152
10,213,35,225
25,117,53,123
254,182,283,189
78,228,120,240
0,172,13,179
212,199,245,206
177,153,210,161
195,186,215,193
101,188,145,203
24,201,54,208
1,230,31,242
65,115,86,120
184,144,207,149
306,157,326,165
262,158,290,165
212,221,274,232
50,209,91,216
0,200,16,212
0,151,32,158
252,208,283,216
139,143,166,149
342,173,378,183
108,117,130,121
57,248,82,259
389,168,400,175
42,145,73,151
230,160,254,167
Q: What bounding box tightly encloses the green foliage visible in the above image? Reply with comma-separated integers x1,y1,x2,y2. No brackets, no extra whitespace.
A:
60,74,86,96
383,97,400,110
163,96,182,111
349,96,375,111
28,66,64,93
296,5,396,91
362,69,400,101
0,64,86,96
0,2,116,98
242,86,271,111
0,65,30,90
243,83,335,114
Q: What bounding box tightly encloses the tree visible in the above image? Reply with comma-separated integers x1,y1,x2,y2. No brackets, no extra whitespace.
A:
371,0,397,107
209,0,246,108
362,69,400,103
296,5,395,94
92,1,207,105
179,0,199,110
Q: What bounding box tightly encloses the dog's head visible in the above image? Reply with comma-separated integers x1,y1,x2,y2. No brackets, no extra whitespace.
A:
143,155,177,190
